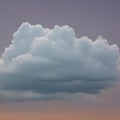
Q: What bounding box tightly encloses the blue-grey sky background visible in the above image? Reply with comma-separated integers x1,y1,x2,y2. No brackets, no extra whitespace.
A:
0,1,120,119
0,0,120,54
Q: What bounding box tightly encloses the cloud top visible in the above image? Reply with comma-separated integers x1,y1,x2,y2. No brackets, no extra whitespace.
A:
0,22,119,101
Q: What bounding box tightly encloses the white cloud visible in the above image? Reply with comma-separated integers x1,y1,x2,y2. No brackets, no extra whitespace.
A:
0,22,119,101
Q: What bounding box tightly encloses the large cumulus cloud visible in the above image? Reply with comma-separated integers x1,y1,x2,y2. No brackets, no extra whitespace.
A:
0,22,119,101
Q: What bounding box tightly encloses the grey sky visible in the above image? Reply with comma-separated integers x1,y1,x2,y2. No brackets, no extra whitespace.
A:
0,0,120,55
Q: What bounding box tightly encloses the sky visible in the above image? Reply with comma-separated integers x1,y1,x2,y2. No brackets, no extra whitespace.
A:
0,0,120,120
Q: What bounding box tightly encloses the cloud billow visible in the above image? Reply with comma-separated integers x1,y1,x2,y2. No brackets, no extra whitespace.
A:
0,22,119,101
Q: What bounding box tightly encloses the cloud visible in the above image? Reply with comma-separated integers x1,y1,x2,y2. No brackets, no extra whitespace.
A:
0,22,119,101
